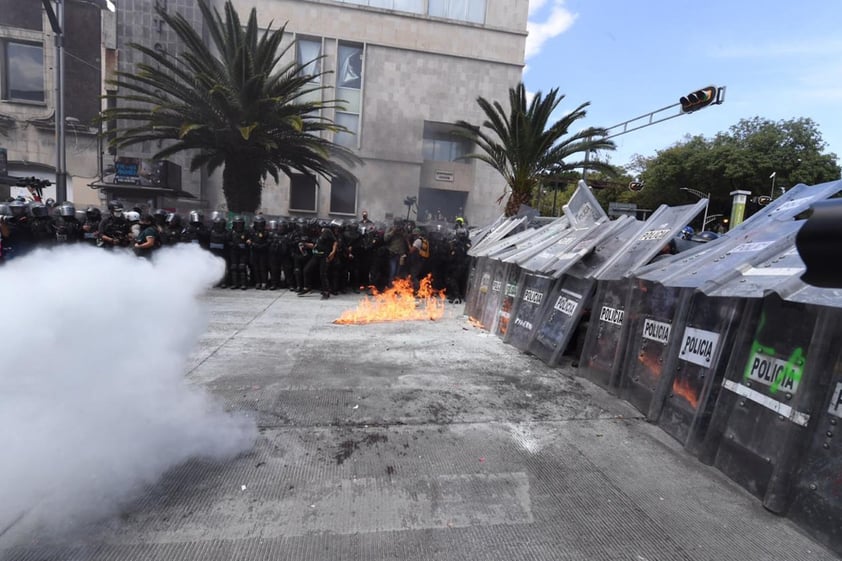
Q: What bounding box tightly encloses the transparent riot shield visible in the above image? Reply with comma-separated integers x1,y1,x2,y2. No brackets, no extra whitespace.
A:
732,179,842,234
617,280,687,415
698,295,832,513
464,256,489,320
655,293,746,453
477,259,507,332
577,279,633,390
493,263,523,339
787,311,842,553
504,271,554,350
529,275,596,366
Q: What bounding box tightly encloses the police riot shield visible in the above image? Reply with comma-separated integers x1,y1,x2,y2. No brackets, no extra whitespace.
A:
540,216,638,279
476,259,508,332
504,271,554,350
493,262,523,339
530,275,595,366
563,181,608,229
594,201,707,281
787,310,842,554
731,179,842,234
698,295,832,513
577,279,633,390
655,293,746,453
617,280,688,415
464,256,490,320
467,216,528,257
639,219,803,292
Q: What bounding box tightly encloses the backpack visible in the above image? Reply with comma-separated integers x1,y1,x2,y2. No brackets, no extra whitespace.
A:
418,237,430,259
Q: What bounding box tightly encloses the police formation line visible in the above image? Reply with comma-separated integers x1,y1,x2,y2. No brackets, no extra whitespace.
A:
0,200,472,302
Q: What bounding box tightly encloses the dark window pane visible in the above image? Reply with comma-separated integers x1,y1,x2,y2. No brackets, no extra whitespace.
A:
337,43,363,89
6,42,44,102
330,176,357,214
289,174,317,212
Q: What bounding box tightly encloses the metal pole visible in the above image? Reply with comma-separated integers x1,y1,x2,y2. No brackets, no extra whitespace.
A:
56,0,67,203
769,173,776,199
702,192,709,232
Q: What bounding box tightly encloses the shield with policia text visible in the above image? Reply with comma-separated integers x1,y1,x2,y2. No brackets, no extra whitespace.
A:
698,294,832,514
577,202,707,390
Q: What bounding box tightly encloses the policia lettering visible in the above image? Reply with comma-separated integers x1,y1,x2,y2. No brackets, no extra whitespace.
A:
741,310,806,395
599,306,624,326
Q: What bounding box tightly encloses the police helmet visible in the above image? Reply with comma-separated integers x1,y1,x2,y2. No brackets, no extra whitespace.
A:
253,215,267,230
267,219,279,232
59,203,76,218
680,226,695,240
210,210,223,221
232,215,245,230
690,231,719,243
108,200,124,213
153,208,168,225
211,215,227,231
125,211,140,222
0,203,10,217
30,202,49,218
188,210,204,225
85,206,102,221
318,219,330,230
330,218,344,229
166,213,183,228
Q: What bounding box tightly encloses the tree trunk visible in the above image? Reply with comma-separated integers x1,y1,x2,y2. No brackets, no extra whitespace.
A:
222,156,263,213
505,189,533,217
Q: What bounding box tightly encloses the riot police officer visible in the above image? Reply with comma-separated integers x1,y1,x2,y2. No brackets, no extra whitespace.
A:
81,206,102,245
98,201,131,248
181,210,209,248
248,215,271,290
54,202,83,244
208,214,230,288
228,215,250,289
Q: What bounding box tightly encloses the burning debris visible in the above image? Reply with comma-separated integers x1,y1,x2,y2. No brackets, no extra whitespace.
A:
335,275,446,324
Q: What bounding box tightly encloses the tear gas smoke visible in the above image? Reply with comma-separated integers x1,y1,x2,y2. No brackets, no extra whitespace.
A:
0,245,256,548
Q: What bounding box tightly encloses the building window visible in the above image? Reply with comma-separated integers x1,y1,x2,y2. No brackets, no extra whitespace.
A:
329,175,357,215
337,0,423,14
422,123,472,162
428,0,486,23
296,37,322,82
289,173,318,212
335,42,363,148
2,41,45,103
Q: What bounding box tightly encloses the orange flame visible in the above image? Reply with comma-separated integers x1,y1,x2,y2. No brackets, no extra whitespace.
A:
468,317,486,330
672,376,700,409
334,274,446,324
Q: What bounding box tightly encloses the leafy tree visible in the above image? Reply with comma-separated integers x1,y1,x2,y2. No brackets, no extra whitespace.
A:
631,117,840,228
101,0,360,213
454,83,616,216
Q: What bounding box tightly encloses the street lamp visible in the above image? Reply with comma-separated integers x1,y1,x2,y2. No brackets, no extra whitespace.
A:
769,171,777,199
680,187,710,232
41,0,114,203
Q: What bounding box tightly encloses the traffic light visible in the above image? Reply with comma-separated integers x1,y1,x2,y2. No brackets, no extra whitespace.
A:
628,181,644,192
753,195,773,206
795,200,842,288
680,86,720,113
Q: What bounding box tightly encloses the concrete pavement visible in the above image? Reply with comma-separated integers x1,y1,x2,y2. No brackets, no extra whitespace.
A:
6,288,839,560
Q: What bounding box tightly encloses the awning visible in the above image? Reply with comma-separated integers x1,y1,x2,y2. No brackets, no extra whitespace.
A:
89,182,197,199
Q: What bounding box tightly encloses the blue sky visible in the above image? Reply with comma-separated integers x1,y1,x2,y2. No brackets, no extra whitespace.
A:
522,0,842,172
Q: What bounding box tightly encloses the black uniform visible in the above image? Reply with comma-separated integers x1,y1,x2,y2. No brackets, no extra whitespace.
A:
248,217,271,290
301,225,336,299
228,217,250,289
208,217,230,288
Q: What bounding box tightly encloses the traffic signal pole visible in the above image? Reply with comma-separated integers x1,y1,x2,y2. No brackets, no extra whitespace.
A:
582,85,726,183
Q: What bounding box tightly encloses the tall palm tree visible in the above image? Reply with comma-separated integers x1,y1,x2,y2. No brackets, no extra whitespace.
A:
455,83,615,216
101,0,361,213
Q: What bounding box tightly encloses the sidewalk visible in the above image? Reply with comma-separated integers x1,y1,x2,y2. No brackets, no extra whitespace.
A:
10,289,839,560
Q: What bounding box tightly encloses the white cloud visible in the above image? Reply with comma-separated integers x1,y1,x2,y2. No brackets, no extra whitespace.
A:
525,0,577,60
528,0,550,16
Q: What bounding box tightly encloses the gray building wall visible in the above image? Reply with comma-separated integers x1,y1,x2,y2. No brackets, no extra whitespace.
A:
221,0,528,226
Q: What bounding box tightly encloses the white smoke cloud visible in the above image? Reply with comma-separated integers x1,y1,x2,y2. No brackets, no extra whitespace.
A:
526,0,577,60
0,245,256,547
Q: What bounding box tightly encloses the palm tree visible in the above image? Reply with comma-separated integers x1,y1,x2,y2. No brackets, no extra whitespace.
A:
101,0,361,213
455,83,615,216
